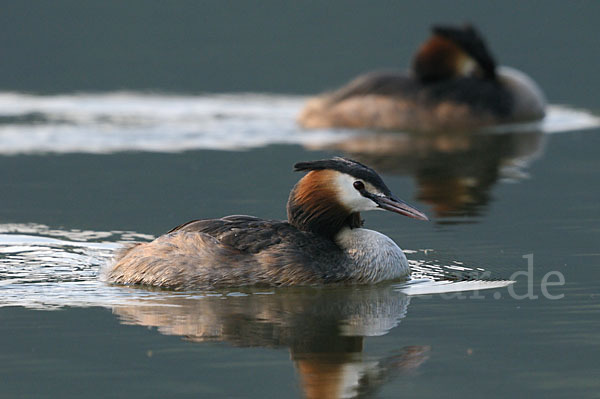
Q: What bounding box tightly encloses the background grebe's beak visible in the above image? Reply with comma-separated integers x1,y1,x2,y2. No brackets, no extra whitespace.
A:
375,195,429,221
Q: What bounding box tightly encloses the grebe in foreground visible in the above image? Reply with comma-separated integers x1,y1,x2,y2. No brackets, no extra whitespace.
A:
107,158,428,289
298,24,546,132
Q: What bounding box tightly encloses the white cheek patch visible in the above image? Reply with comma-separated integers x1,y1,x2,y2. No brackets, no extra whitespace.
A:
334,173,381,212
458,56,477,77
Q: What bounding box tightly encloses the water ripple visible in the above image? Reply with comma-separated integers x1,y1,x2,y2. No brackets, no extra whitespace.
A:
0,92,597,155
0,224,511,310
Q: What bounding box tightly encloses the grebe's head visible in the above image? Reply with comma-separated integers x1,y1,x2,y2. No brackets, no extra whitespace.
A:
287,157,428,238
412,24,497,83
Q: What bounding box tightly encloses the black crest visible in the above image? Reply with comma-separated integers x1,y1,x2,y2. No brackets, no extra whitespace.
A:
433,24,497,79
294,157,392,195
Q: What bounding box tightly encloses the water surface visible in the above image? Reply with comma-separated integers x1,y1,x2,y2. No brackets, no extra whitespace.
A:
1,113,599,397
2,1,600,398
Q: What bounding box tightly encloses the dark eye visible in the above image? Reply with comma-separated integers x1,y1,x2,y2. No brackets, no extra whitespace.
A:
353,181,365,191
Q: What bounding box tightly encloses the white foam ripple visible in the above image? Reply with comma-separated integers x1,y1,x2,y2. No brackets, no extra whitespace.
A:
0,91,597,154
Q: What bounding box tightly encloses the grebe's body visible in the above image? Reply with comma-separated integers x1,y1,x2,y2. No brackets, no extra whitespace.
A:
298,25,546,132
107,158,427,289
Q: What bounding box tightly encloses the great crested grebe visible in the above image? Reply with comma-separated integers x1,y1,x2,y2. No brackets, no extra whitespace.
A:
107,158,428,289
298,24,546,132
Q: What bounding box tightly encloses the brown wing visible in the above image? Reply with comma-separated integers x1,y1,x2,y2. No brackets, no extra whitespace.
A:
110,216,352,289
328,70,417,104
167,215,342,257
328,70,512,117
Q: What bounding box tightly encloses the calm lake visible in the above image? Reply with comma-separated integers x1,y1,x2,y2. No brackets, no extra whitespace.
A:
1,2,599,398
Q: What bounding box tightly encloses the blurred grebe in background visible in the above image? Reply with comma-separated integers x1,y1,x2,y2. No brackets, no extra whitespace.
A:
298,24,546,132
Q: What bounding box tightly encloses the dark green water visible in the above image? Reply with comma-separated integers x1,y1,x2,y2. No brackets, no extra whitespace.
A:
1,2,599,398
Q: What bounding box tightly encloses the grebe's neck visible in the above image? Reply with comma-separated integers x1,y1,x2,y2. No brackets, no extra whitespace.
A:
335,227,410,283
287,170,362,240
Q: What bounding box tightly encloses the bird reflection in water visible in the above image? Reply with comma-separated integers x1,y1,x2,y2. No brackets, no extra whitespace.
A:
112,285,429,399
309,129,545,222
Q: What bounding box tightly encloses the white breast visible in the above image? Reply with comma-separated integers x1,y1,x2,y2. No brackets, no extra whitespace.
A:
335,228,410,283
497,66,546,120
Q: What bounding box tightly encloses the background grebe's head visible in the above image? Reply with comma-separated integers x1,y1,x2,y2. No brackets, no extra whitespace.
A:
287,157,428,238
413,23,498,82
